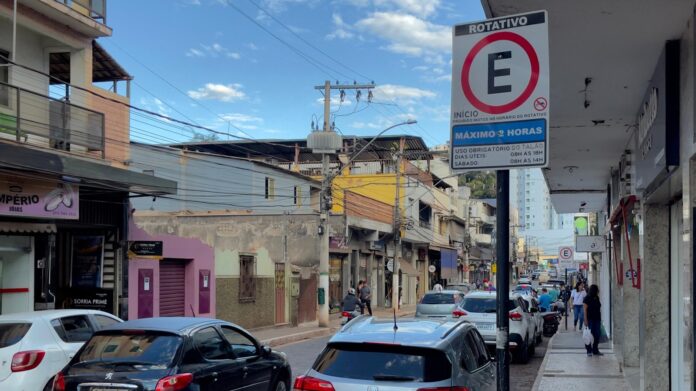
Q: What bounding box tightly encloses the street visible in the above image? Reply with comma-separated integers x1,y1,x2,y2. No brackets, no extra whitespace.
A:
277,331,550,390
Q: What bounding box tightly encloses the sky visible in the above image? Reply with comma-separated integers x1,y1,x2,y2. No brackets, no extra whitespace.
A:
100,0,486,147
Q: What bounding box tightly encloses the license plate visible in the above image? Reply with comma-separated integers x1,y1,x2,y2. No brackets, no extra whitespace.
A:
476,323,494,331
89,388,129,391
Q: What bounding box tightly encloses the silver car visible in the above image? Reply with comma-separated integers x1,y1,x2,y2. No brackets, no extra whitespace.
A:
294,317,496,390
415,290,465,319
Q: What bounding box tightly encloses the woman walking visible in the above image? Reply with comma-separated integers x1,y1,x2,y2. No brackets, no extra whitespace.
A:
583,284,603,357
571,282,586,331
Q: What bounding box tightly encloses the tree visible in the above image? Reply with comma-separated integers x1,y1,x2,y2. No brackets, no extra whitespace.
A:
191,132,220,141
459,171,496,198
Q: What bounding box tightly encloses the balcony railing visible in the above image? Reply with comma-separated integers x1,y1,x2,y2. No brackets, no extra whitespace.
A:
0,82,105,158
55,0,107,24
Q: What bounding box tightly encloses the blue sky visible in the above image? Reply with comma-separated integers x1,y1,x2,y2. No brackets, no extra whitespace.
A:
101,0,485,147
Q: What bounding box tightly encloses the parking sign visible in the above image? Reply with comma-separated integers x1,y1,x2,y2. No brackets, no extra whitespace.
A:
450,11,549,170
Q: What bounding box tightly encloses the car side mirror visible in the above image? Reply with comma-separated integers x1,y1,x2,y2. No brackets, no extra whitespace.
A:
261,345,272,357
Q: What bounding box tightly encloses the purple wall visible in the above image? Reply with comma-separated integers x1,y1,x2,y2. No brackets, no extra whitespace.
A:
128,219,215,320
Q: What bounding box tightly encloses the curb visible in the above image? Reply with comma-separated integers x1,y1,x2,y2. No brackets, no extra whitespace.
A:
531,332,557,391
262,327,339,348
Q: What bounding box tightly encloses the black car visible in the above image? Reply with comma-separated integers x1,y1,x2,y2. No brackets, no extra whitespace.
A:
52,317,291,391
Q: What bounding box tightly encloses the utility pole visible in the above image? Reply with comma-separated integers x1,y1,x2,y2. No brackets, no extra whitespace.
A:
310,81,375,327
392,137,405,311
495,170,510,391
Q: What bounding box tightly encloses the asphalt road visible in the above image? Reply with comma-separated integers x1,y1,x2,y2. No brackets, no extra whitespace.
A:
277,332,549,390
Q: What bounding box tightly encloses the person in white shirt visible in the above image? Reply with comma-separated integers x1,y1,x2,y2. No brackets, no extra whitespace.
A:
571,282,587,331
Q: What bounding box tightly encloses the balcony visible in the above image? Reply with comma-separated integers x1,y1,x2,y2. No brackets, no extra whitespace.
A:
22,0,111,38
0,82,105,159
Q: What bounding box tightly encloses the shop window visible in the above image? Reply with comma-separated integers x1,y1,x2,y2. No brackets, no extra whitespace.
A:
239,255,256,302
265,177,275,200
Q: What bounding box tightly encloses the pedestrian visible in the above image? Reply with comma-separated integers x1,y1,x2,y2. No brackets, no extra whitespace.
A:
583,284,603,356
433,283,444,292
357,280,364,314
571,282,587,331
538,288,552,312
360,281,373,316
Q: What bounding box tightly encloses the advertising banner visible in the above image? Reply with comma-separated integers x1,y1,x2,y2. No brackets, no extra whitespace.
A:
0,176,79,219
71,236,104,288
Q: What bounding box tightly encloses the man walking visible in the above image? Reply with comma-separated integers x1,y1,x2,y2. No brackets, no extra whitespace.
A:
360,281,373,316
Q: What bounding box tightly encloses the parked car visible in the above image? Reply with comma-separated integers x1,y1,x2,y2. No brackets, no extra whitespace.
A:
521,295,544,345
295,317,496,390
531,270,541,280
513,284,535,295
538,272,550,283
518,276,532,284
455,291,537,363
547,279,566,287
415,290,465,319
445,283,472,295
53,317,291,391
0,309,122,391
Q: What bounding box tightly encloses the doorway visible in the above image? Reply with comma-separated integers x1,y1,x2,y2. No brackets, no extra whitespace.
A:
0,235,34,314
159,259,187,317
670,200,689,389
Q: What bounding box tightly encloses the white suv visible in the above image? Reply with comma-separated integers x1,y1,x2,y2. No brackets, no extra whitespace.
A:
454,291,537,363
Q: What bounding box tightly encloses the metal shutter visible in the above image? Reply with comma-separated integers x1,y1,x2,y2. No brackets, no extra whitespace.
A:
159,260,186,317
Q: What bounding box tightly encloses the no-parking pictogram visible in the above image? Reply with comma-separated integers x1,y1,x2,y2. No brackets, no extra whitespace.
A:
534,97,548,111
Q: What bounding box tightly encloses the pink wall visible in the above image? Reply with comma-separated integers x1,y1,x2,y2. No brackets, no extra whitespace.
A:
128,220,215,320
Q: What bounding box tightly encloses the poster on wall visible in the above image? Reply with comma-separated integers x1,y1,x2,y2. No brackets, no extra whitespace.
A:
71,236,104,288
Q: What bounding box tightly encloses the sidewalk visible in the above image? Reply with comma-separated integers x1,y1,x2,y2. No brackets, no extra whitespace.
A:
533,329,631,391
254,305,417,347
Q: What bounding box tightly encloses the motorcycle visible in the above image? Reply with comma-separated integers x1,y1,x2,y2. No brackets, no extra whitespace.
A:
542,311,561,337
341,305,363,325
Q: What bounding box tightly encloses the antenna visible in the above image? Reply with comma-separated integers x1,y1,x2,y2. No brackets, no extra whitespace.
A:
190,304,196,318
393,308,398,332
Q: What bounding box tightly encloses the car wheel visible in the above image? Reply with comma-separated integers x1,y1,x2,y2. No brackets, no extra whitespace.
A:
515,338,530,364
43,378,54,391
273,378,288,391
536,332,543,345
528,336,536,356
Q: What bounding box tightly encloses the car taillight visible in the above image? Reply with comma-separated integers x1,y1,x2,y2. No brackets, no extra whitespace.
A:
53,372,66,391
417,387,470,391
341,311,351,317
293,375,335,390
509,312,523,321
155,373,193,391
452,309,468,318
11,350,45,372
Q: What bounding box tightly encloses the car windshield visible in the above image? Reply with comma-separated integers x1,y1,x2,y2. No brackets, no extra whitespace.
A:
421,293,456,304
0,323,31,348
461,298,517,313
313,342,451,382
74,332,182,368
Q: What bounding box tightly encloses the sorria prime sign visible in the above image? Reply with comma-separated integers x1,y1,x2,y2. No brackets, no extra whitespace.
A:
450,11,549,170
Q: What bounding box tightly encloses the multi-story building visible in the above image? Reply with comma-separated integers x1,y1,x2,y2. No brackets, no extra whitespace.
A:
0,1,174,318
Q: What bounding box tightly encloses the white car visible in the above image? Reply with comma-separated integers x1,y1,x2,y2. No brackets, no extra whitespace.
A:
454,291,537,363
521,295,544,345
518,276,532,284
0,309,122,390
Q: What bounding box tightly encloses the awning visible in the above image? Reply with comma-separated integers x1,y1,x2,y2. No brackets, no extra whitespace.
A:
399,260,419,276
0,142,176,195
0,222,56,233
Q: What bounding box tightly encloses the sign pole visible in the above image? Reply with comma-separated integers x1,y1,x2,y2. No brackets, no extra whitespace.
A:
565,268,568,330
496,170,510,391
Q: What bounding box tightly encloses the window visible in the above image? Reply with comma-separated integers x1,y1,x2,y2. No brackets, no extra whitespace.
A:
294,186,302,206
0,49,9,107
193,327,229,360
239,255,256,302
264,177,275,199
466,331,490,368
0,323,31,348
460,335,478,372
51,315,94,343
220,326,258,358
94,315,120,329
77,333,182,368
419,201,432,228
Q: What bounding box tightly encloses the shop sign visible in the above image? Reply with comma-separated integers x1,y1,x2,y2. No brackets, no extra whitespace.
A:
329,236,347,249
634,41,680,195
0,177,79,220
71,236,104,288
59,288,113,313
128,241,163,259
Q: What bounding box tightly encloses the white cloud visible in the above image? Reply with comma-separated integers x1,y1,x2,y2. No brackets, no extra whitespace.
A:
188,83,246,102
186,43,241,59
351,112,417,130
374,0,440,17
261,0,318,13
355,12,449,56
373,84,436,105
315,94,354,108
140,97,174,122
326,13,354,40
246,42,259,50
181,0,201,5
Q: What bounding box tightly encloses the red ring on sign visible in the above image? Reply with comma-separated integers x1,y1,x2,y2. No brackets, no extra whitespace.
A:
461,31,540,114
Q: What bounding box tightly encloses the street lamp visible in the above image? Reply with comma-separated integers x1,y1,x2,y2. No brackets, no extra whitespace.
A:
308,118,416,327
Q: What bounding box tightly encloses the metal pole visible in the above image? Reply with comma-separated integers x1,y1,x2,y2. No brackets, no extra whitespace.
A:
392,137,404,312
11,0,17,63
317,80,331,328
565,268,569,330
496,170,510,391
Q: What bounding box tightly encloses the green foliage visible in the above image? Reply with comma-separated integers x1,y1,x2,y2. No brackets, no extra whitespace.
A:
191,132,220,141
459,171,496,198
